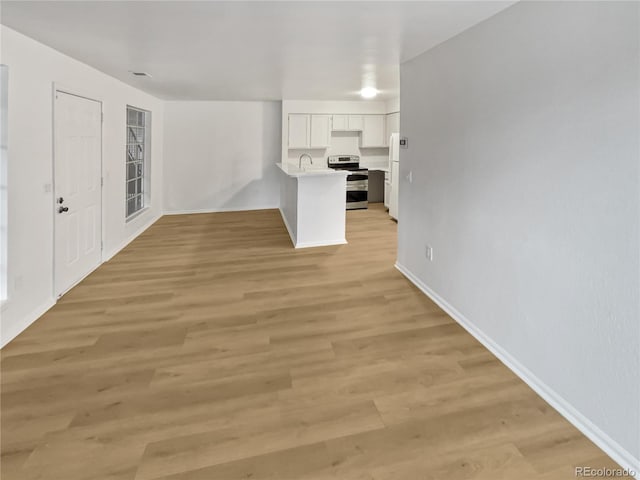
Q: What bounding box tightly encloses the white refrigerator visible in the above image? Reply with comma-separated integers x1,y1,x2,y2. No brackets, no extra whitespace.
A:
388,133,400,220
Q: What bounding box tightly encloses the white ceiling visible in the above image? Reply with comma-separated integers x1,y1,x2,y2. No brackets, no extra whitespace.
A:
0,1,515,101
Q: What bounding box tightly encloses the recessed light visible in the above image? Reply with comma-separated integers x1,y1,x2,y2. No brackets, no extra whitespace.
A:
130,71,152,78
360,87,378,99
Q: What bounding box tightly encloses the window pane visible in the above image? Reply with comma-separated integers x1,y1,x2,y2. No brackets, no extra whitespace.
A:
126,145,134,162
127,198,136,216
127,163,137,180
127,179,137,196
126,106,149,219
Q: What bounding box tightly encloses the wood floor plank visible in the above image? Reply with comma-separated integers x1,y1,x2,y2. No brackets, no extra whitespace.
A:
151,442,336,480
136,399,384,479
0,204,620,480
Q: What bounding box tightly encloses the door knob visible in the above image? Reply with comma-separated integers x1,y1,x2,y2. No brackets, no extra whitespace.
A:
58,206,69,213
57,197,64,204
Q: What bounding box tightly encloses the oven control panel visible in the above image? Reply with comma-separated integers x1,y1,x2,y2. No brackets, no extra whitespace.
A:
328,155,360,165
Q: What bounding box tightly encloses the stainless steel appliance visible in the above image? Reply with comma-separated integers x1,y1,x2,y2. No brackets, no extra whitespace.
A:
327,155,368,210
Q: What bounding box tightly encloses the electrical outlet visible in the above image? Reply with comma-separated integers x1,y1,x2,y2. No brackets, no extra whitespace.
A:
425,245,433,262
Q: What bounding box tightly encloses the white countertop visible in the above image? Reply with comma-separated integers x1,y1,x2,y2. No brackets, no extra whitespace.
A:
367,166,389,172
276,163,348,178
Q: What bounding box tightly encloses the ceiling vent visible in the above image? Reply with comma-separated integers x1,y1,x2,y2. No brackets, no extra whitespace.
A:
130,71,152,78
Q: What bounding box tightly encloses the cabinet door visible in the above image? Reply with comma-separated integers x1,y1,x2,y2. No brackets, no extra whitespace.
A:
384,177,390,208
332,115,347,131
288,114,310,148
361,115,386,147
386,112,400,137
347,115,363,131
310,115,332,148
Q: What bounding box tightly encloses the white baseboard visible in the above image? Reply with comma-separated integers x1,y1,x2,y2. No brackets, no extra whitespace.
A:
164,205,278,215
1,298,55,348
103,213,162,261
295,239,347,249
395,262,640,476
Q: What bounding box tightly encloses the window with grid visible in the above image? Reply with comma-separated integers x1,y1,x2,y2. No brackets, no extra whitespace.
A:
126,106,149,218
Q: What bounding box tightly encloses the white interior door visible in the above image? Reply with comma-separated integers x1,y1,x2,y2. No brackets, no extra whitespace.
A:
54,91,102,297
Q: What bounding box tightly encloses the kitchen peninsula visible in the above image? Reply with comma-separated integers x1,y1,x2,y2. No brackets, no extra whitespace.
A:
277,163,348,248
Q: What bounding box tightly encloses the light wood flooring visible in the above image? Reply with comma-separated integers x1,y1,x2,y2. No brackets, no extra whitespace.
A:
1,204,619,479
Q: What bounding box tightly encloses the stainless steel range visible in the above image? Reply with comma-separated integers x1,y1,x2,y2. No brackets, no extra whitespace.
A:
327,155,368,210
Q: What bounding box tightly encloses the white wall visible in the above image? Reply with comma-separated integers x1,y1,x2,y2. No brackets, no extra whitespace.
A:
163,101,281,213
282,100,390,116
385,97,400,114
398,1,639,470
0,65,8,302
0,26,164,346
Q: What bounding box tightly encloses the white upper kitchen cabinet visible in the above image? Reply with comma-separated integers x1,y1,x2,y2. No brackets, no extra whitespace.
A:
332,114,347,131
348,115,363,131
289,114,331,149
332,114,363,132
360,115,387,147
310,115,332,148
288,114,310,148
386,112,400,137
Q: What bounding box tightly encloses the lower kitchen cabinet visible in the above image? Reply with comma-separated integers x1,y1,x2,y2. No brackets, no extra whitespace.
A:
384,171,390,208
367,170,385,203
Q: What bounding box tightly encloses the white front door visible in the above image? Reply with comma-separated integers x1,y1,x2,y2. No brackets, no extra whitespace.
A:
54,91,102,297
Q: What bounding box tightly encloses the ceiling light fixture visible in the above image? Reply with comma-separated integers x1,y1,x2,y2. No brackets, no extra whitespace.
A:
129,71,152,78
360,87,378,99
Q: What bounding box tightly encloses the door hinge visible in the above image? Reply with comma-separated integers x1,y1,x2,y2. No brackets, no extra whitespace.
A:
101,112,104,123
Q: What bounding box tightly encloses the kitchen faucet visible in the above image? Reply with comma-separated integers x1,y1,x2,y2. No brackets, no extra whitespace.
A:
298,153,313,169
